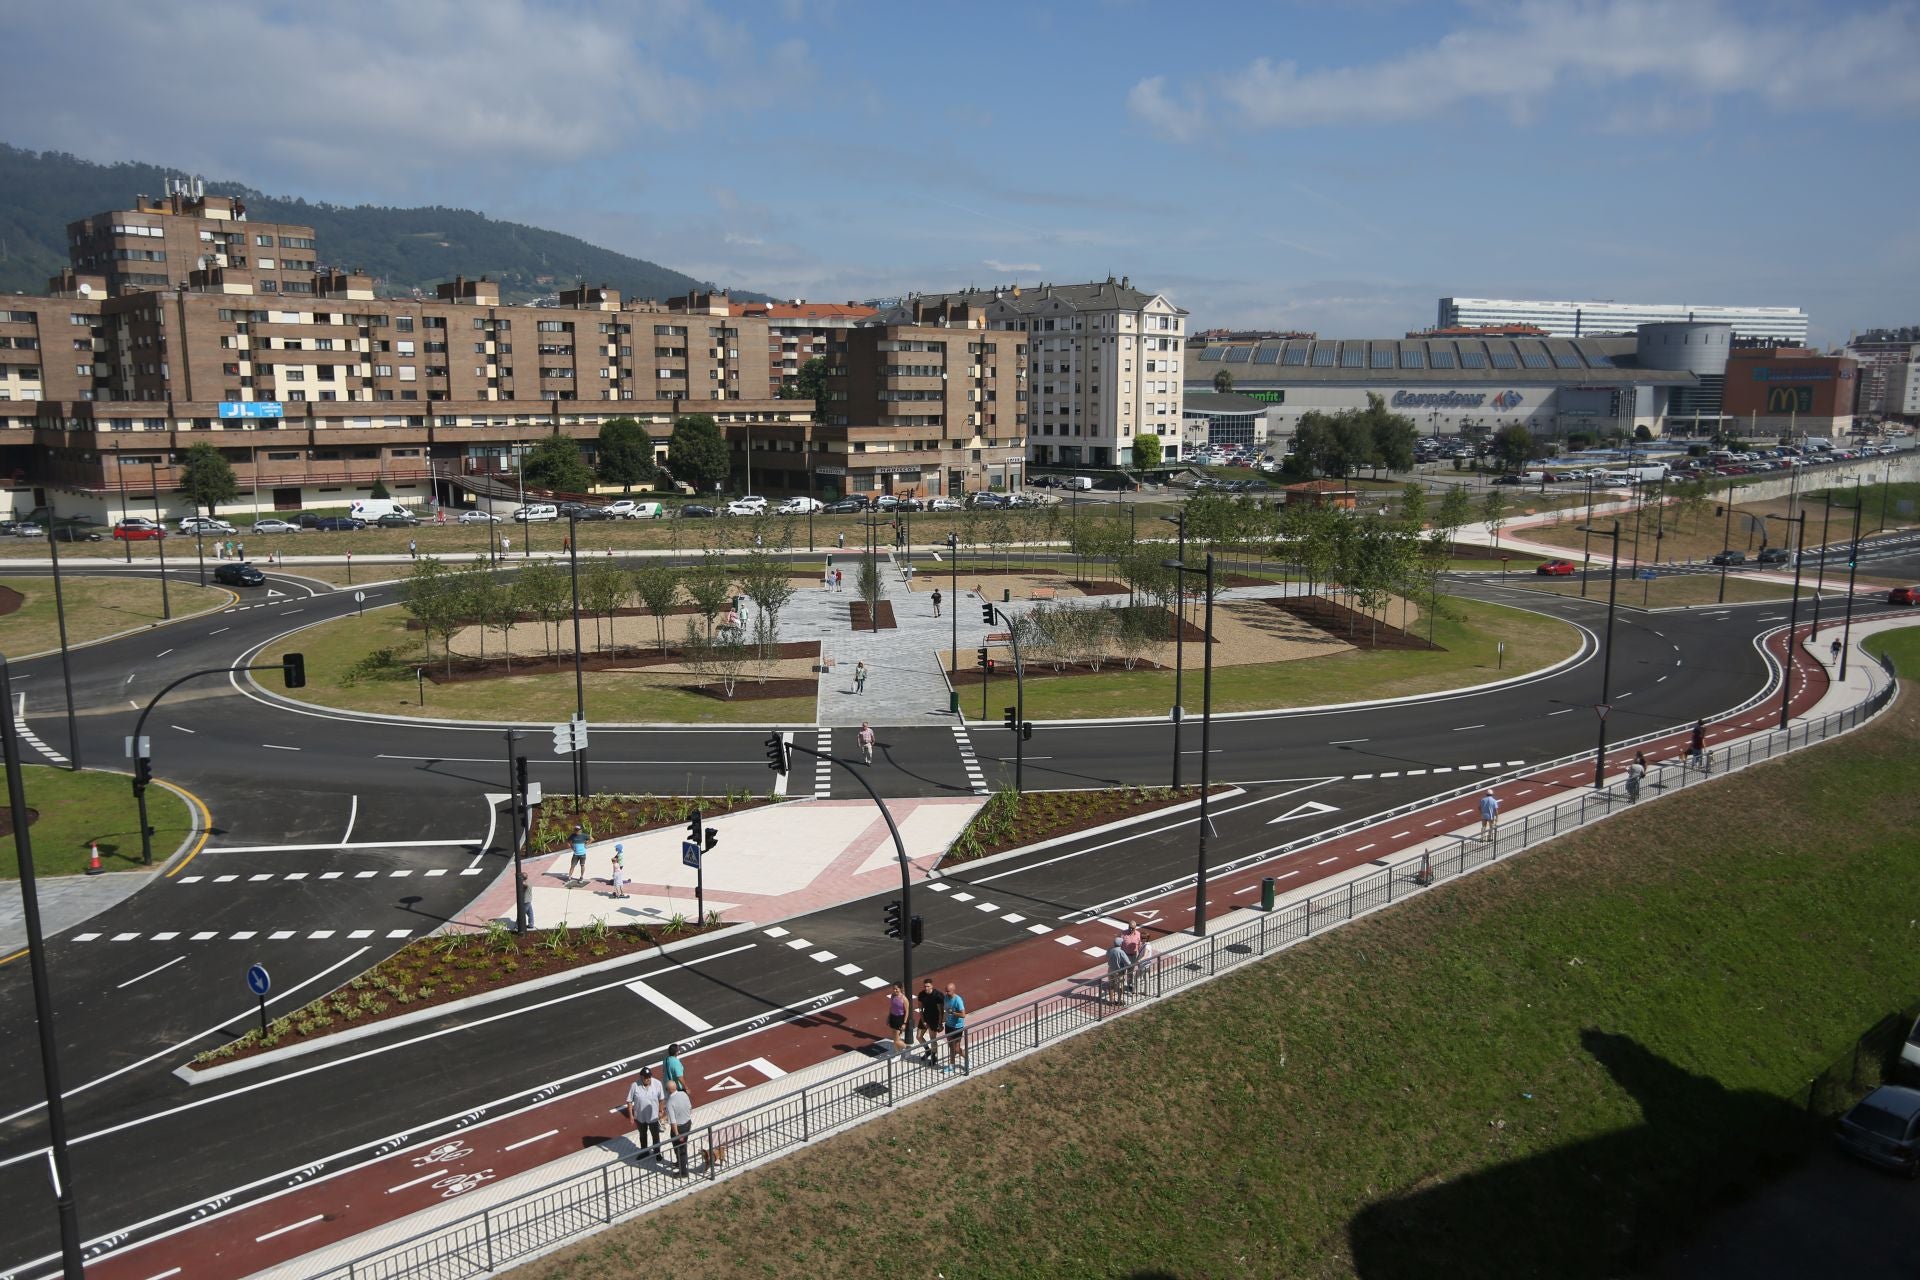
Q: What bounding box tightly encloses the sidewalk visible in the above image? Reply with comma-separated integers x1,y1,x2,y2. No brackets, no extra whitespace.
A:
0,871,156,956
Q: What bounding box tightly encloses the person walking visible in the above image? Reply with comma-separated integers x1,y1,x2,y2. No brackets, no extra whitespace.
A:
917,978,945,1063
836,531,845,550
567,825,589,884
501,535,511,556
823,567,833,591
236,542,245,562
1105,935,1133,1005
885,984,908,1052
1626,753,1645,803
1120,921,1145,995
931,587,943,617
665,1080,694,1175
1830,637,1843,664
1689,718,1708,770
626,1066,664,1162
854,660,868,695
1478,790,1500,842
609,844,628,899
858,720,876,765
662,1042,686,1097
943,983,968,1069
408,538,418,559
834,567,844,592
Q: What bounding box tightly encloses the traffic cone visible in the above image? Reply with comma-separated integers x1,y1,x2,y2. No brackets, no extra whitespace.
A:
85,842,103,876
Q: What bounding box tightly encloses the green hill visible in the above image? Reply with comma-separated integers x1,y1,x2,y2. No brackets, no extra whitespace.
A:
0,144,764,305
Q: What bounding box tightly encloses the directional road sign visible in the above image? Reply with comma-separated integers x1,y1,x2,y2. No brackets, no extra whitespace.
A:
246,964,271,997
551,718,589,754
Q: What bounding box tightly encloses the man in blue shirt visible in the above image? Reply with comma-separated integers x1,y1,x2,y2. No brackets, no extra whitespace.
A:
943,984,968,1070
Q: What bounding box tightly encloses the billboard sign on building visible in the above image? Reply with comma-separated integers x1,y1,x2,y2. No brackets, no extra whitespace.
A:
218,401,284,419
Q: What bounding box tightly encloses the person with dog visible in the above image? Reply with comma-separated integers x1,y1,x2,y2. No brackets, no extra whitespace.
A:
666,1080,695,1175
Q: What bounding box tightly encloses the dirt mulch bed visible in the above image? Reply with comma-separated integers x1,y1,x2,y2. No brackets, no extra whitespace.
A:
1442,541,1516,562
1065,579,1130,595
1267,595,1440,652
847,600,897,630
686,677,817,702
407,603,709,631
944,784,1229,864
946,658,1171,687
0,805,38,838
421,641,821,684
0,585,22,617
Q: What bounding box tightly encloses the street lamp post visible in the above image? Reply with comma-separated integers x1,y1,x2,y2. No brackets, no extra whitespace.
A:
148,460,171,620
1163,553,1215,936
41,501,82,770
0,655,85,1277
117,442,131,564
1163,511,1188,789
506,729,528,934
1576,521,1621,789
1717,481,1735,604
1580,473,1595,598
566,512,589,800
1839,494,1864,682
946,531,958,682
1765,511,1809,731
1809,490,1833,639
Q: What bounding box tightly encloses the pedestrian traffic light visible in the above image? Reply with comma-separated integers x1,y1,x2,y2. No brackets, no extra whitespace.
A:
909,914,924,946
704,826,719,853
281,652,306,689
884,899,903,939
764,732,788,774
513,756,528,792
981,602,994,624
133,756,152,790
976,646,990,670
686,810,702,844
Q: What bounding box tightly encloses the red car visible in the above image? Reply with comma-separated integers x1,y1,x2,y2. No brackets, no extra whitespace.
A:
1536,559,1577,576
1890,586,1918,606
112,521,166,541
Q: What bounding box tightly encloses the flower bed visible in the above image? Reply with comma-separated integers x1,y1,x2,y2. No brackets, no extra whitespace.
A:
945,784,1218,864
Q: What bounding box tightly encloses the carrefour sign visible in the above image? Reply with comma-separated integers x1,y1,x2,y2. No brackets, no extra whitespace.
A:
1390,390,1527,411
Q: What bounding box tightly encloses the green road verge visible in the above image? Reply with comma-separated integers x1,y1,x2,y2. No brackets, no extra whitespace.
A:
2,766,191,876
279,607,815,725
1505,573,1797,608
1014,595,1579,719
0,576,228,654
518,626,1920,1280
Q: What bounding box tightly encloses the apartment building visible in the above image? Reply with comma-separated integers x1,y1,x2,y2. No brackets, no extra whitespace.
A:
897,278,1186,468
734,300,876,396
1842,326,1920,417
66,180,320,299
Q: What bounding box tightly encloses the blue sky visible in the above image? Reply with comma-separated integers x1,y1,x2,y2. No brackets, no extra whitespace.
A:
7,0,1918,344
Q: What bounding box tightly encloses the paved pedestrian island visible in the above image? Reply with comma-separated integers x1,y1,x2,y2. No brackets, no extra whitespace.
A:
455,796,983,933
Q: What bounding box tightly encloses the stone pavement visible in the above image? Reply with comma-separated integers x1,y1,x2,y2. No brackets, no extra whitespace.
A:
0,870,157,956
453,796,983,933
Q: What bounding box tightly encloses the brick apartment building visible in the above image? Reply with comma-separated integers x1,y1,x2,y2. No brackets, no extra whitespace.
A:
734,300,876,397
66,180,320,299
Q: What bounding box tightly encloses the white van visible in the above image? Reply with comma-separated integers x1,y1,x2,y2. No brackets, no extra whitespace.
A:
606,499,664,520
1520,470,1547,485
349,498,414,522
513,503,559,523
1062,476,1094,491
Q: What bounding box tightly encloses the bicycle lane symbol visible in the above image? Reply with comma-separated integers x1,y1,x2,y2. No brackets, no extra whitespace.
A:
411,1142,473,1168
431,1169,496,1198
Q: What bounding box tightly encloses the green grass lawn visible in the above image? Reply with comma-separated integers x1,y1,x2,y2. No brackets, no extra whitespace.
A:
282,606,815,725
519,633,1920,1280
3,766,192,876
1506,573,1798,607
1013,595,1579,719
0,576,228,655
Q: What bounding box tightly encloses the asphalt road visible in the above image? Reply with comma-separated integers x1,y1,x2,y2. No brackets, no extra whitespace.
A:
0,556,1900,1277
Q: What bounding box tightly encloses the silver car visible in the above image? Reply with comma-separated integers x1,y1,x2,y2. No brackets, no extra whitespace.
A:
458,509,503,525
1836,1084,1920,1176
250,518,301,534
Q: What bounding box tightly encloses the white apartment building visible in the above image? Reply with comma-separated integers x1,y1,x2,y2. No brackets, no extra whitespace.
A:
1884,359,1920,420
1439,296,1808,345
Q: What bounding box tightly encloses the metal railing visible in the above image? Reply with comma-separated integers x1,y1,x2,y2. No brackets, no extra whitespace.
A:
304,659,1897,1280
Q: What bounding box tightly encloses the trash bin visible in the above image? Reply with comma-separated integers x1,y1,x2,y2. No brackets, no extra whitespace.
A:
949,690,960,714
1002,588,1011,603
1260,877,1276,912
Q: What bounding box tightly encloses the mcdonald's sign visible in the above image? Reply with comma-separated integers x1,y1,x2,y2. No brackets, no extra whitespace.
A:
1766,386,1815,414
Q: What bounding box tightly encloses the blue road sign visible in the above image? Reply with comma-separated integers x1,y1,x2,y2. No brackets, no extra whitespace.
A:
1639,570,1657,580
681,840,702,870
246,963,271,997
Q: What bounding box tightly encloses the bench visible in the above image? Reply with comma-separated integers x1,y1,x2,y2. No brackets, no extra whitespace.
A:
1029,587,1057,600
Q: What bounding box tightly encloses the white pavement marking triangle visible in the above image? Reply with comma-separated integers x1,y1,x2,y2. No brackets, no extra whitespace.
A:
1268,800,1340,824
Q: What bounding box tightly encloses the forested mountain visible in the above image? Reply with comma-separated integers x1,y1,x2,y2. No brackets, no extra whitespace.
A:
0,144,763,304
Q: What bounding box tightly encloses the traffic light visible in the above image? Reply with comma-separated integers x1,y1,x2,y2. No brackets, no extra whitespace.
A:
1003,706,1016,730
133,756,152,790
976,646,990,670
764,732,788,774
909,914,924,947
883,899,903,939
980,602,994,624
513,756,529,804
686,810,703,844
1021,722,1034,742
281,652,306,689
704,826,719,854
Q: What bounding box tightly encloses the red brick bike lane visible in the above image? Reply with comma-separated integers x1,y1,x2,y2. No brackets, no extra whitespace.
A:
78,626,1831,1280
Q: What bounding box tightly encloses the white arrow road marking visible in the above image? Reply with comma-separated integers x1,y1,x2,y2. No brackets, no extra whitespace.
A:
1267,800,1340,825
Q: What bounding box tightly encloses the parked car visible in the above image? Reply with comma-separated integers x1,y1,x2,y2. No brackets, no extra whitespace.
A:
574,507,617,522
457,509,502,525
823,498,865,515
894,497,926,512
555,501,589,518
375,512,420,528
869,494,900,511
1756,546,1793,566
213,562,266,588
778,497,824,514
724,499,765,517
12,522,43,538
728,495,768,515
1536,560,1577,576
513,503,559,522
113,521,167,541
178,515,237,535
250,518,301,534
52,525,103,543
1835,1084,1920,1176
968,491,1009,508
302,516,363,532
1709,550,1746,567
1888,586,1919,606
680,504,718,518
929,497,963,511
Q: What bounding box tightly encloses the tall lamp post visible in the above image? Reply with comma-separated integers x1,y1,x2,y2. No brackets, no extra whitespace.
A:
1163,552,1215,935
1576,521,1621,789
566,511,589,800
1580,473,1596,598
1,655,86,1277
147,459,172,620
1809,490,1833,638
946,531,959,683
40,502,82,770
1162,511,1189,789
1717,480,1736,604
1837,485,1865,682
1765,511,1808,731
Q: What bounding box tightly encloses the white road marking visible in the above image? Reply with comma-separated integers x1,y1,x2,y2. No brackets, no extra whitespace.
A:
624,977,715,1032
1329,737,1369,744
384,1169,445,1195
209,627,230,636
834,963,862,976
1317,856,1339,866
1355,843,1376,852
1452,724,1485,731
255,1214,325,1242
116,956,186,990
340,794,358,846
170,724,195,734
502,1129,560,1152
262,743,300,752
155,649,174,658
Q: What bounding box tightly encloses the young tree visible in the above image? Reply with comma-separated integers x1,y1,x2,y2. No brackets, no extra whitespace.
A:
1435,484,1473,548
520,432,594,495
457,565,498,663
178,442,239,516
596,418,655,493
738,553,797,659
581,558,629,651
1481,488,1510,545
1113,604,1157,670
1397,481,1428,532
1132,433,1163,468
478,571,521,672
679,620,750,698
668,414,730,493
513,558,570,657
402,556,456,664
682,554,733,639
631,562,683,655
856,554,882,619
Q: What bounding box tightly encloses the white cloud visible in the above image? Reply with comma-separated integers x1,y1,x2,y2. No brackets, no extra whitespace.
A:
1133,0,1920,136
983,259,1043,273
